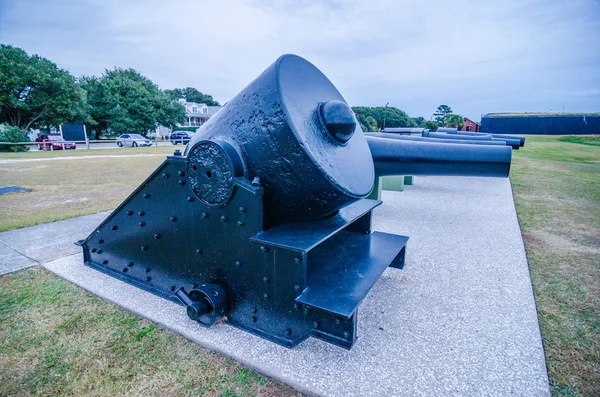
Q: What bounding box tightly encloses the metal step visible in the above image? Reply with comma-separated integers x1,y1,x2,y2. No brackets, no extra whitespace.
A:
297,230,408,318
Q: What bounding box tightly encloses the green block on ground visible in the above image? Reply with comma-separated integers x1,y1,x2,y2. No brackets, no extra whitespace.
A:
404,176,414,185
367,177,382,200
381,176,405,192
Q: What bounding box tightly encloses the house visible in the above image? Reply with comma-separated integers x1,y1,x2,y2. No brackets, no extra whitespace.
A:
154,99,223,138
461,117,480,132
179,99,222,127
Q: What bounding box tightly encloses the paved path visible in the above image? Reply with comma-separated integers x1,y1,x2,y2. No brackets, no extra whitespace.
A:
0,154,166,164
9,176,550,396
0,212,109,275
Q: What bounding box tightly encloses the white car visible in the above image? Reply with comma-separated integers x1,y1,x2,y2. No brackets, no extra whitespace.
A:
116,134,153,147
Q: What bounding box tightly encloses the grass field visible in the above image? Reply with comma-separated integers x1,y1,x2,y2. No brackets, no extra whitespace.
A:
0,135,598,395
510,135,599,396
0,268,298,396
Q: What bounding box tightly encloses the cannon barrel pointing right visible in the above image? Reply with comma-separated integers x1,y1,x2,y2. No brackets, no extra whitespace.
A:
366,135,512,178
424,130,520,149
439,128,526,147
364,132,507,146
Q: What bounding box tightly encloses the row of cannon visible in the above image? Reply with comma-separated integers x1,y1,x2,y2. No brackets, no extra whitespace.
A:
379,127,526,150
79,54,526,349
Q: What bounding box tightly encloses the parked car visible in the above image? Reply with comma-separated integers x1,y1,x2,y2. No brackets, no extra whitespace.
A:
35,134,76,150
170,131,192,145
116,134,152,147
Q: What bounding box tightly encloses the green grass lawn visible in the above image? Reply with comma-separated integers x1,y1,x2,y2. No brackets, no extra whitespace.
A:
0,268,298,396
510,135,599,396
0,136,598,395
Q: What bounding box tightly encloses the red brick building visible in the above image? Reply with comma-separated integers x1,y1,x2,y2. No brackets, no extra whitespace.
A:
461,117,480,132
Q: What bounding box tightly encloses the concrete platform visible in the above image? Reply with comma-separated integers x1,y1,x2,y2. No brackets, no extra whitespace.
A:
37,176,549,396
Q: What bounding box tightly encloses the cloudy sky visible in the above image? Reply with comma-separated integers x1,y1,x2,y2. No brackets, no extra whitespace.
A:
1,0,599,120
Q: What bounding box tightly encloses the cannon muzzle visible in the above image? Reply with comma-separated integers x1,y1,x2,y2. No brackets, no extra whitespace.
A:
367,135,512,177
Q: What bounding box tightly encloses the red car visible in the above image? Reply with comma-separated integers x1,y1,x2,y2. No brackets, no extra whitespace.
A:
35,134,76,150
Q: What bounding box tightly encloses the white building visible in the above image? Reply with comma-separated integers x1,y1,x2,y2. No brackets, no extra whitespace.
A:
179,99,222,127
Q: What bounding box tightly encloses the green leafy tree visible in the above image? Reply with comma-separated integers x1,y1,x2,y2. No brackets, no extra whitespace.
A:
0,45,86,130
412,116,426,126
352,106,416,131
165,87,220,106
423,121,438,131
0,125,29,152
365,116,379,132
444,114,464,129
81,68,186,139
433,105,453,126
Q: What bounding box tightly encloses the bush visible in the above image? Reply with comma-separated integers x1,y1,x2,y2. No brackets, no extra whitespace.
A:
0,125,29,152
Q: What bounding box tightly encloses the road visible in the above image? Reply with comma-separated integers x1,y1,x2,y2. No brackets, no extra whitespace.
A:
29,141,178,151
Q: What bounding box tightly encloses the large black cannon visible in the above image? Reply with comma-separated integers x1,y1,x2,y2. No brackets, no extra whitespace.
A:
79,55,511,349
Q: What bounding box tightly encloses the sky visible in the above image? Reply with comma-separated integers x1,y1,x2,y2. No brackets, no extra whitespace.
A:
1,0,599,121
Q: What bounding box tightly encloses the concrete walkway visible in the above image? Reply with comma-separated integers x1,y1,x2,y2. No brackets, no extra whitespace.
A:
0,212,109,275
1,177,550,396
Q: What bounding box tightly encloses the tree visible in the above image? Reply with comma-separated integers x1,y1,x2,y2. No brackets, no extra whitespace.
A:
165,87,220,106
81,68,186,139
444,114,464,129
0,125,29,152
352,106,416,131
433,104,453,126
0,45,86,130
412,116,426,126
365,116,378,132
423,121,438,131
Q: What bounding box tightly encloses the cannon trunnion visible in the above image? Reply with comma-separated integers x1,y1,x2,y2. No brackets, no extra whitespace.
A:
79,55,408,349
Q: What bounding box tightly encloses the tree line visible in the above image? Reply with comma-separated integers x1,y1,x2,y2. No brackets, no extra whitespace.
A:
0,44,467,150
353,104,465,132
0,44,219,142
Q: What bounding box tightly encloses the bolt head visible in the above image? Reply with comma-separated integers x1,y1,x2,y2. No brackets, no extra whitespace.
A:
319,100,357,143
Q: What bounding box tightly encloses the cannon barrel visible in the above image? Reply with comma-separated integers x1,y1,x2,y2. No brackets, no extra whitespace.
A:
491,137,521,149
441,128,526,147
425,130,520,149
381,127,429,135
367,135,512,177
424,130,493,141
491,134,525,147
364,132,507,146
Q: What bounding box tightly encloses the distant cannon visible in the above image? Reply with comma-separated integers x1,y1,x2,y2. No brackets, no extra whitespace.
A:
364,132,507,146
438,127,526,147
381,127,429,135
424,130,521,149
78,54,513,350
